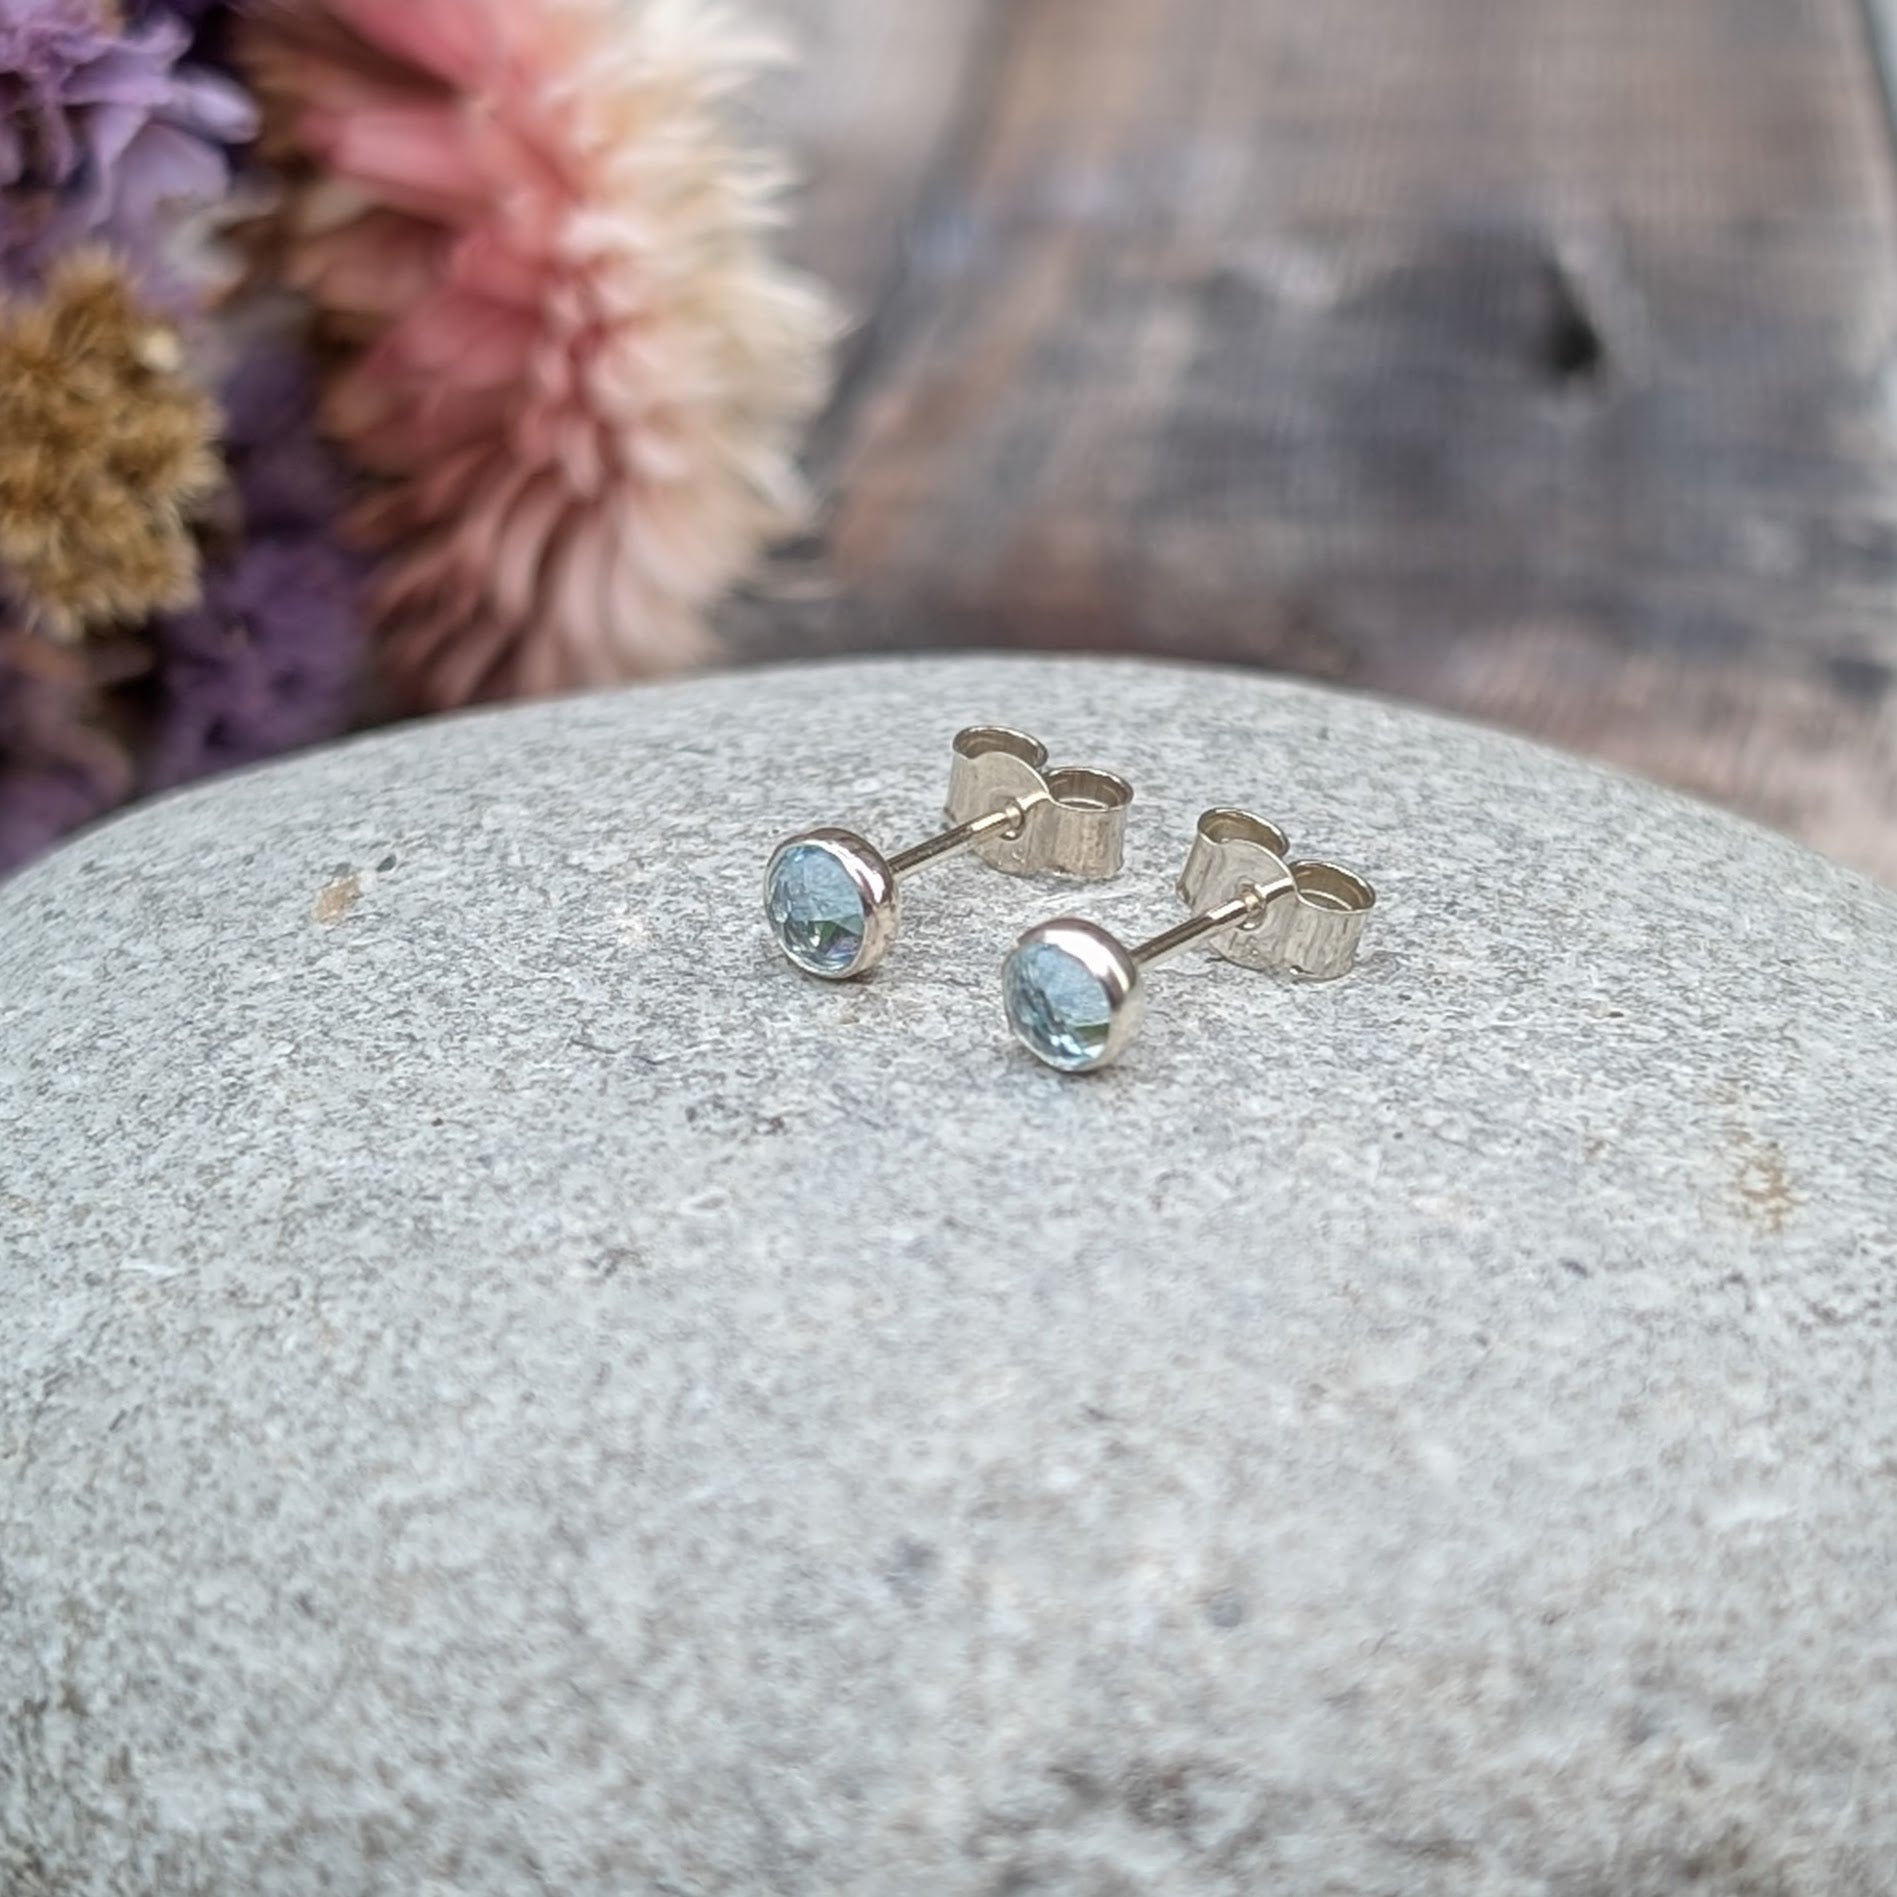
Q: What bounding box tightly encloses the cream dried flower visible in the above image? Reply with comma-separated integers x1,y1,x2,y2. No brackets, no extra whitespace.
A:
0,251,222,637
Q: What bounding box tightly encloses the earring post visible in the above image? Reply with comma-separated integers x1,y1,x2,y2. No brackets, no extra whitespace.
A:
886,800,1025,877
1129,885,1282,969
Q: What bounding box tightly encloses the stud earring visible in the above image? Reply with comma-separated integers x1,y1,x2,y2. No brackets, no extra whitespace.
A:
764,726,1133,980
1002,808,1375,1073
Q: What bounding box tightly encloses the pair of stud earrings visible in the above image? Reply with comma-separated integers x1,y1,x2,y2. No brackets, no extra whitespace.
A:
762,726,1375,1073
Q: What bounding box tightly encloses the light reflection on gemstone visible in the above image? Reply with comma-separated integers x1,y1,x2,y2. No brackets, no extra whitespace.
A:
766,842,868,975
1003,939,1115,1071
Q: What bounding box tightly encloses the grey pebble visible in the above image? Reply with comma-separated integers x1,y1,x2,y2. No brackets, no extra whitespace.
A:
2,655,1895,1896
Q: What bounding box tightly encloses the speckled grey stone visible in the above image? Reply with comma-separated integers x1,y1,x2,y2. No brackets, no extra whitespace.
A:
3,656,1896,1897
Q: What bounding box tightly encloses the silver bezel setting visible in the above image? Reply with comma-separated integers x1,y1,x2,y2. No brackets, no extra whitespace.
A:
763,829,901,980
1002,917,1145,1073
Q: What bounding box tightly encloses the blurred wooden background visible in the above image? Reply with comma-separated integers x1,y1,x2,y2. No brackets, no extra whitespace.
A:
735,0,1897,883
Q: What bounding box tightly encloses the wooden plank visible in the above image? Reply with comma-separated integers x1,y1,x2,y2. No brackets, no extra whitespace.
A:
1865,0,1897,147
738,0,1897,882
758,1,995,316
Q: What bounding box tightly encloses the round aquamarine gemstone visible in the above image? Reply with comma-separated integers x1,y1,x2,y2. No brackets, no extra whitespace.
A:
1003,939,1115,1071
767,842,868,975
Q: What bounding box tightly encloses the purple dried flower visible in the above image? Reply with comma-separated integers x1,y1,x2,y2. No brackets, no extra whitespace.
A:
0,626,139,873
145,535,363,788
125,0,235,75
0,0,255,289
144,344,366,790
216,340,355,533
0,747,114,869
132,0,225,21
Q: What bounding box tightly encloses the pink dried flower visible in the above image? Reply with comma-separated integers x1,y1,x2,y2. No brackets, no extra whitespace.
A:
242,0,835,711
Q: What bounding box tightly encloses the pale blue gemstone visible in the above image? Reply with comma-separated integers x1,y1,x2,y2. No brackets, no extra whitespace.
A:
1003,940,1114,1071
767,842,868,975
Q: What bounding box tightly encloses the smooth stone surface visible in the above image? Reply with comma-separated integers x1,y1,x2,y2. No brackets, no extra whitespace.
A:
1003,937,1117,1070
4,655,1897,1896
765,836,870,975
